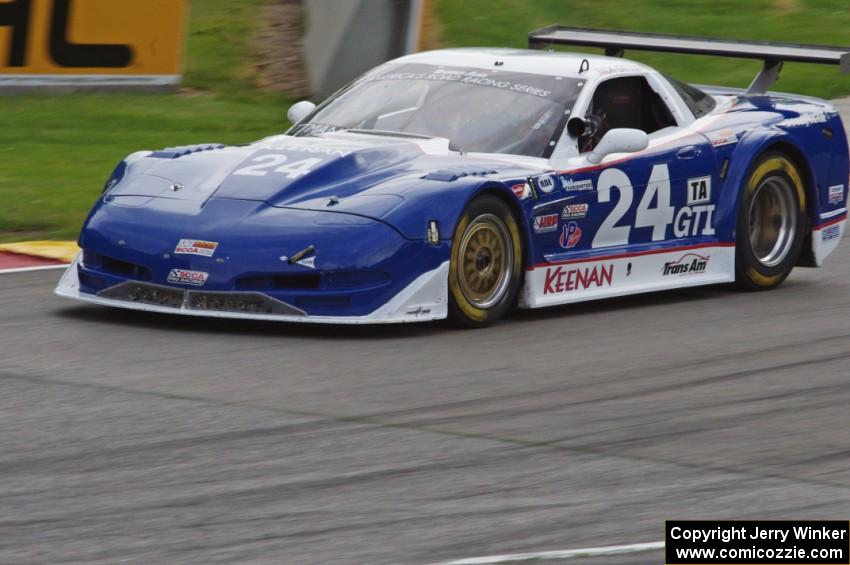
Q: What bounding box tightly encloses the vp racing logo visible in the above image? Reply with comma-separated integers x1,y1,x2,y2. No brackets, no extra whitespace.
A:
662,253,709,277
558,222,581,249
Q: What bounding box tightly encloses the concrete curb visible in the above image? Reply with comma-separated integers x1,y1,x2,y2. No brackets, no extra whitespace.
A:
0,241,78,264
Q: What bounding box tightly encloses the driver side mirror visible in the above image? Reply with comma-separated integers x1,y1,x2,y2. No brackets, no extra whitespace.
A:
287,100,316,124
587,128,649,165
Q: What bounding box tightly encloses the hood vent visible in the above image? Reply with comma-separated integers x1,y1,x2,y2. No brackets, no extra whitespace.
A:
423,168,498,182
150,144,226,159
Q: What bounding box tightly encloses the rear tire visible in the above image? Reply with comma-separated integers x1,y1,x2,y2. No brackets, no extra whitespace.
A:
448,195,523,328
735,152,807,290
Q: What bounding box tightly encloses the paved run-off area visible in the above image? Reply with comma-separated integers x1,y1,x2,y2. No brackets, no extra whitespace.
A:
1,104,850,564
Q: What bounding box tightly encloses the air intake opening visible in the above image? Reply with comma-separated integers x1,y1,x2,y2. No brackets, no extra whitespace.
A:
85,251,152,281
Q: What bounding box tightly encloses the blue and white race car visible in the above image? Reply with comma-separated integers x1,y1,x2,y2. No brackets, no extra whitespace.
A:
57,27,850,327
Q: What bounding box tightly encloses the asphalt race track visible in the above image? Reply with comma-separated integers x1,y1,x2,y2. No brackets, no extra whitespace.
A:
2,102,850,565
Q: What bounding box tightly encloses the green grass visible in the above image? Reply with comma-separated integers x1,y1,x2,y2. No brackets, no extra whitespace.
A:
434,0,850,98
0,93,288,240
1,0,289,242
182,0,272,95
4,0,850,241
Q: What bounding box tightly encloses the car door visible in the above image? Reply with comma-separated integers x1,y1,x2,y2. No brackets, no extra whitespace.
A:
533,74,717,261
665,131,719,247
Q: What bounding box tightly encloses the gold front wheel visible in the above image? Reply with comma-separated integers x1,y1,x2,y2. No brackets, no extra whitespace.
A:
457,214,514,309
448,195,523,328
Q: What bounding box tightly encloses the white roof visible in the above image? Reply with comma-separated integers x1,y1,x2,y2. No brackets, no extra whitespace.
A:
391,47,653,80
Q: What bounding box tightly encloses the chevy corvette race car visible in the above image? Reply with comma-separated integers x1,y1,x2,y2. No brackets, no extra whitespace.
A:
56,27,850,327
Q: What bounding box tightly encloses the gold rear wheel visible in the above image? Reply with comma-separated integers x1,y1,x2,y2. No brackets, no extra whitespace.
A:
736,152,807,290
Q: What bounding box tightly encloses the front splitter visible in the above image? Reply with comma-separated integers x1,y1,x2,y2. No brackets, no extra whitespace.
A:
55,254,449,325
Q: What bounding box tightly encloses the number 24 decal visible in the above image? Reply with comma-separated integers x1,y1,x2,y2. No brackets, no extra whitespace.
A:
233,154,323,179
592,164,714,248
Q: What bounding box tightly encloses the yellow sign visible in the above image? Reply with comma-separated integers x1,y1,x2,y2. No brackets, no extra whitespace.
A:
0,0,187,86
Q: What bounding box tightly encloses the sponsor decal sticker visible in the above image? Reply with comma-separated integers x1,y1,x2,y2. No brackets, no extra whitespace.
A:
561,203,589,219
687,176,712,205
175,239,219,257
708,129,738,147
823,224,841,242
543,264,614,294
372,66,555,98
406,306,432,317
674,205,715,237
780,112,830,128
662,253,709,276
828,184,845,205
258,138,352,157
558,222,582,249
535,175,556,194
533,214,559,234
561,177,594,192
295,256,316,269
511,182,532,199
167,268,209,286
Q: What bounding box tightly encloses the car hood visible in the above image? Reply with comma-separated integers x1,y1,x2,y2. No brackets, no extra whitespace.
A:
107,132,535,220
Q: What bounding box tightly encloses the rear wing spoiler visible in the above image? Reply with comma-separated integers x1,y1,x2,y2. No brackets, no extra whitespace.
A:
528,26,850,95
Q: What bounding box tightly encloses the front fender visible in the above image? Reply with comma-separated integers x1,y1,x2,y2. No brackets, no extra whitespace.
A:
381,177,524,243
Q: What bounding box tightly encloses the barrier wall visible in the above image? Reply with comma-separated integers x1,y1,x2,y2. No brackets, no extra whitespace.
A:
303,0,423,100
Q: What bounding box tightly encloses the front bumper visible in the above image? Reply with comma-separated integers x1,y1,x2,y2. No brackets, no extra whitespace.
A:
56,253,449,324
62,197,451,322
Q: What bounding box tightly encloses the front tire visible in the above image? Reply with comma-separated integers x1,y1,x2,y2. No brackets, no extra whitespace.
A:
448,195,523,328
735,152,807,290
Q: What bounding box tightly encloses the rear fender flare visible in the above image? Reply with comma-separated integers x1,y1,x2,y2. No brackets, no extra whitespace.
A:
714,128,818,241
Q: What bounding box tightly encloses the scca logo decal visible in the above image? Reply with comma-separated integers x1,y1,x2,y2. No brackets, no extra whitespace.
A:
0,0,132,68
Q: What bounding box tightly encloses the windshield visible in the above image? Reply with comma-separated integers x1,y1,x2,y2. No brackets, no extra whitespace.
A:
289,63,584,158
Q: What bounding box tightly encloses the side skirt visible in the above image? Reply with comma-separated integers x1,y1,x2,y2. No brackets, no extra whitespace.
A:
810,213,846,267
518,244,736,309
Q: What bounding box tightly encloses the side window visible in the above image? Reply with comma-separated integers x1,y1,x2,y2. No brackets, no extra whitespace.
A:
664,75,717,119
579,76,677,152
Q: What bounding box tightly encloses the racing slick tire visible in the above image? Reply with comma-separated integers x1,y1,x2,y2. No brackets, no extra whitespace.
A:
735,152,808,290
448,194,523,328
